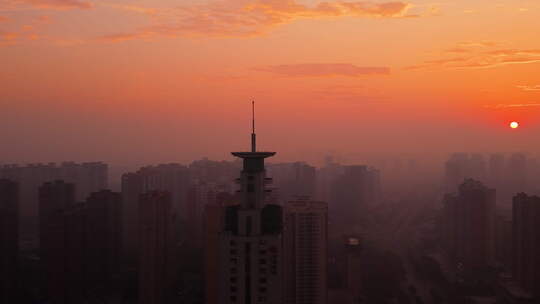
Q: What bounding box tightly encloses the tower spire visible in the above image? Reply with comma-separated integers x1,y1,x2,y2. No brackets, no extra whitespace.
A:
251,100,256,152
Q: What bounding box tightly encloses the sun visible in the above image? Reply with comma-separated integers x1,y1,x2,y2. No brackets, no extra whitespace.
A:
510,121,519,129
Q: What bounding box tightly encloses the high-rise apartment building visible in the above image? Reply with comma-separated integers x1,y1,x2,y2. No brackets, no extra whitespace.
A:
512,193,540,298
39,180,82,304
138,191,177,304
283,200,327,304
121,164,189,261
442,179,496,274
85,190,122,291
0,179,19,303
205,192,236,304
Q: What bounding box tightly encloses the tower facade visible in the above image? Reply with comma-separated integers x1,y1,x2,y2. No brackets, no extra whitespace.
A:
218,102,284,304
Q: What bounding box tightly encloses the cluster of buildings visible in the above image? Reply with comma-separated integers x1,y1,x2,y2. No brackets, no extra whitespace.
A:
440,176,540,303
2,122,375,304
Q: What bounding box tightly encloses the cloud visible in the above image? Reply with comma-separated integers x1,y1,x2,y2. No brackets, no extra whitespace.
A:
484,103,540,109
9,0,92,10
255,63,390,77
100,0,413,41
0,16,8,22
102,3,157,16
457,40,500,48
407,46,540,70
517,85,540,92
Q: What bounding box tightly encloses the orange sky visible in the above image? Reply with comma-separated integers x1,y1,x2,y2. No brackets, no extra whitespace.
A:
1,0,540,164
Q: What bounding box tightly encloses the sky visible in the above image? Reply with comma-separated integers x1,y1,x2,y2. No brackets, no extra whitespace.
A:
1,0,540,165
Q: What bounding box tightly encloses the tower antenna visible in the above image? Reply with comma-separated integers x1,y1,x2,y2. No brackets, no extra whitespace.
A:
251,101,256,152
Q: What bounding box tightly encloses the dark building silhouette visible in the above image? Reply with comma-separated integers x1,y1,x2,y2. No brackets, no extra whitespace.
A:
0,162,107,219
138,191,177,304
121,172,144,263
85,190,122,293
0,179,19,303
343,236,363,304
283,199,328,304
512,193,540,299
122,164,189,262
444,153,487,193
442,179,496,276
39,180,85,304
330,165,381,228
187,181,226,249
268,162,317,202
204,192,235,304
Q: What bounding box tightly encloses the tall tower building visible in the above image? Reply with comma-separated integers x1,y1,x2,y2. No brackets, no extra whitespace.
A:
283,200,327,304
218,102,284,304
512,193,540,298
138,191,177,304
0,179,19,303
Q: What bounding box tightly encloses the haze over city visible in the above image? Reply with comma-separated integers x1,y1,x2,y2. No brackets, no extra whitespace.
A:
1,1,540,304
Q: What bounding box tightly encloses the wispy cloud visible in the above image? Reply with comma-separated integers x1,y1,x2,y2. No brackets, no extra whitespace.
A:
102,3,157,16
13,0,93,10
100,0,414,41
484,103,540,109
407,43,540,70
255,63,390,77
517,85,540,92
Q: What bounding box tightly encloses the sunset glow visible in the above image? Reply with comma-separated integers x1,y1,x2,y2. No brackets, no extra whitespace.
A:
1,0,540,162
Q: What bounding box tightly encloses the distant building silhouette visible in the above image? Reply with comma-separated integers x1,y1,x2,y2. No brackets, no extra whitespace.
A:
330,165,381,228
512,193,540,299
0,179,19,303
204,192,236,304
39,180,82,303
121,172,144,263
39,181,122,303
283,199,327,304
85,190,122,293
268,162,317,201
442,179,496,275
444,153,487,193
0,162,107,218
121,164,189,262
138,191,177,304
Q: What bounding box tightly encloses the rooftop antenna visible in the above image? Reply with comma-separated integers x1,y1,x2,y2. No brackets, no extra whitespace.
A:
251,101,256,152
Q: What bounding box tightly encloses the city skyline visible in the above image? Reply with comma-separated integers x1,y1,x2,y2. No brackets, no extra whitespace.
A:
2,1,540,303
